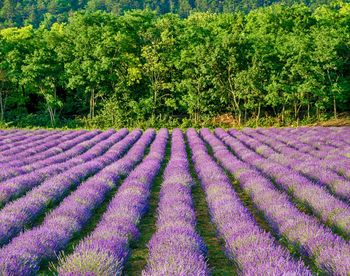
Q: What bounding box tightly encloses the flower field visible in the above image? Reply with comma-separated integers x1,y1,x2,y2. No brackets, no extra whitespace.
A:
0,126,349,275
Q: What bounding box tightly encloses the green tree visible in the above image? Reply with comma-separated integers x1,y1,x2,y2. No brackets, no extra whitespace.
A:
312,3,350,118
210,13,247,124
140,14,181,118
21,24,65,126
0,26,34,119
176,13,215,123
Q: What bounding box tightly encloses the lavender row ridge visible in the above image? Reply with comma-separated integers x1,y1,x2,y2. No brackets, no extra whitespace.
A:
240,128,350,193
0,129,103,181
258,127,350,162
0,129,126,207
187,128,311,275
279,127,350,160
0,130,78,164
0,129,23,140
220,129,350,238
0,130,63,158
2,129,91,168
0,129,49,150
56,129,169,275
0,129,135,247
0,130,65,161
0,129,154,275
142,128,209,275
285,127,350,148
0,130,154,275
253,127,349,166
204,128,350,275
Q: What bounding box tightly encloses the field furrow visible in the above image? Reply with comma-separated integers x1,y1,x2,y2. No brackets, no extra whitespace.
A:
189,128,311,275
202,129,350,275
0,130,78,164
0,129,138,247
217,129,350,238
56,129,168,275
142,129,209,275
0,126,348,276
237,128,350,196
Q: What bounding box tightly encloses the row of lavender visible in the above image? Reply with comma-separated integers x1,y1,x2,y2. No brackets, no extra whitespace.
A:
0,128,154,274
0,127,349,275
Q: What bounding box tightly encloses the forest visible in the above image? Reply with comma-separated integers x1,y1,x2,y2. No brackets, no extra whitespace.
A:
0,3,349,129
0,0,346,29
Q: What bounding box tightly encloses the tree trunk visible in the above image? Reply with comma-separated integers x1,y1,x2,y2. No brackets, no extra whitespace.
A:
256,102,261,127
0,90,4,121
333,94,337,119
196,83,200,124
281,104,285,124
40,86,55,127
232,106,237,124
307,103,310,120
244,98,247,123
53,85,57,118
294,93,297,120
0,82,6,121
153,87,157,116
48,106,55,127
231,91,241,126
238,109,241,126
90,89,95,119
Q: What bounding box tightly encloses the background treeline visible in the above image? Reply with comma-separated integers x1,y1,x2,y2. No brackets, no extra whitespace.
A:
0,3,349,129
1,0,348,29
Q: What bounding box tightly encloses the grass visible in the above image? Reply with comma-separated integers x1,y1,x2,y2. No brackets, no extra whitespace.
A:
236,130,350,241
0,131,111,211
37,137,152,275
37,181,121,275
4,127,347,275
185,135,238,275
123,138,171,275
2,112,349,131
206,132,323,274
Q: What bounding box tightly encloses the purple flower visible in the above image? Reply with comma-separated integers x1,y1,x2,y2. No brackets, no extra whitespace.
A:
57,129,168,275
187,128,311,275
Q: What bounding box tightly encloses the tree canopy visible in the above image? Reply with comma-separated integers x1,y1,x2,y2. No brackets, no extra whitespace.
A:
0,3,349,128
0,0,348,28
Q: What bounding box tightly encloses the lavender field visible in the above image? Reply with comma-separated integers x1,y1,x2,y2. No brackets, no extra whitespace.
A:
0,127,349,275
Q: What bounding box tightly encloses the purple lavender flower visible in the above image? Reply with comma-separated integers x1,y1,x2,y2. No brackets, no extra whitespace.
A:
0,130,77,164
56,129,168,276
0,129,156,275
0,129,137,247
209,128,350,275
0,129,129,207
238,128,350,199
187,128,311,275
143,128,209,275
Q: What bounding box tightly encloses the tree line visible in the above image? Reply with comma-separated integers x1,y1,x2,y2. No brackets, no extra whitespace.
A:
0,3,349,129
0,0,343,29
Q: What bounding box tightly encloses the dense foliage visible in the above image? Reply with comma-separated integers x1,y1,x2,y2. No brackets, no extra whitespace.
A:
0,3,349,128
0,0,347,29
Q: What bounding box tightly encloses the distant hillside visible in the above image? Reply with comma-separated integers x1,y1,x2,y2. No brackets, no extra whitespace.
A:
0,0,346,28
